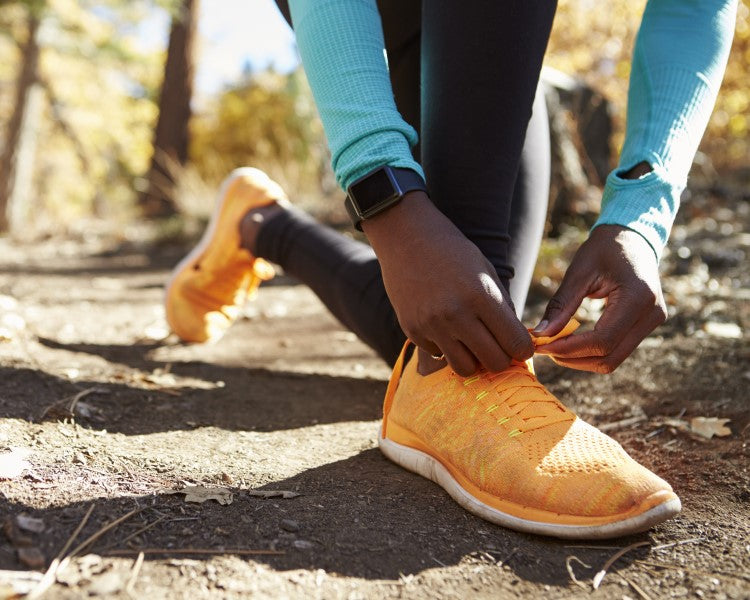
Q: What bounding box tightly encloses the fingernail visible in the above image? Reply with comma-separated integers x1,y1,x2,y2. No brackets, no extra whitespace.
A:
533,319,548,333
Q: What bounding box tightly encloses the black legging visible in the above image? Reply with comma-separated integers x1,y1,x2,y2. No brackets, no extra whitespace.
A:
257,1,555,366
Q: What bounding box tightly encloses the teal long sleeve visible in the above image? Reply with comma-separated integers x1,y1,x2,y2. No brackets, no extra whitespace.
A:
593,0,737,258
288,0,423,190
289,0,736,258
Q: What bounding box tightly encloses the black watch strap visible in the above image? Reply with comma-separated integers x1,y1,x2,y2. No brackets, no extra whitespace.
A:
345,166,427,230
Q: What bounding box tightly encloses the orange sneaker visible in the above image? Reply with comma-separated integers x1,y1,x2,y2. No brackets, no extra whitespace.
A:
165,168,282,343
379,321,681,539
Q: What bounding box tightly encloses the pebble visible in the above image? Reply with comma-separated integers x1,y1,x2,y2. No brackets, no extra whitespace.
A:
293,540,314,550
18,546,45,569
281,519,300,533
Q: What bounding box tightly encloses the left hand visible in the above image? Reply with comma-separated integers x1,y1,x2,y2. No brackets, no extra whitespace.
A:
532,224,668,373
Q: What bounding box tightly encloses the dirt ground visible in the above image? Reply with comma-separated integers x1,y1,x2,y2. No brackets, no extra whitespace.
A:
0,193,748,599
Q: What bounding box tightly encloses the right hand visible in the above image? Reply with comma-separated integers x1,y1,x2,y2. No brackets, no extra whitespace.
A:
362,191,534,376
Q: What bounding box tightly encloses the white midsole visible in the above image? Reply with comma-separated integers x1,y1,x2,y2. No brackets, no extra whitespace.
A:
378,426,681,540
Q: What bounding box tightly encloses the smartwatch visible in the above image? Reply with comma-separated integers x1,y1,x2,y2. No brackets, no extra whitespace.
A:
345,166,427,230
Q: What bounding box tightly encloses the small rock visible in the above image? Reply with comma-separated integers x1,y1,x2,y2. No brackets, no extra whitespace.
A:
18,546,45,569
16,514,45,533
88,572,123,596
280,519,300,533
703,321,742,339
293,540,314,550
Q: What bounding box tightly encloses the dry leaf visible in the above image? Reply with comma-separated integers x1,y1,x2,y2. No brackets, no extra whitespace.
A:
167,485,234,505
0,449,31,479
690,417,731,439
246,490,300,499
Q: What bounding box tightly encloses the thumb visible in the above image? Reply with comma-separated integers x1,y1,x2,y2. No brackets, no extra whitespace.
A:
533,270,590,336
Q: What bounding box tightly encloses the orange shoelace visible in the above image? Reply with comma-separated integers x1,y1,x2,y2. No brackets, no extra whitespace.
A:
383,319,580,438
464,365,572,434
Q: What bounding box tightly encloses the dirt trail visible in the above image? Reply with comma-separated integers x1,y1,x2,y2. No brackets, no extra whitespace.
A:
0,235,748,599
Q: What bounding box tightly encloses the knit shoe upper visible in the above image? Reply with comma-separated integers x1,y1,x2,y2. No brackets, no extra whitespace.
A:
380,321,680,538
165,168,282,343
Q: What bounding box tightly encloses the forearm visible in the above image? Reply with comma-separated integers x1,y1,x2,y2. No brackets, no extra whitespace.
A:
288,0,423,190
594,0,737,258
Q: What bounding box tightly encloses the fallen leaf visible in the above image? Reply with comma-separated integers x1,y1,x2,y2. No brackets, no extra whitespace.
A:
690,417,731,439
246,490,300,499
166,485,233,505
0,448,31,479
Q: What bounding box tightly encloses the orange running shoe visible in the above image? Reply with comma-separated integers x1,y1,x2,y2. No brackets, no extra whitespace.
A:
165,168,282,343
379,321,681,539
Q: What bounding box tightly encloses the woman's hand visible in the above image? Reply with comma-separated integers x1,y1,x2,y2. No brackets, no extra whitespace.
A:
362,191,533,376
533,225,667,373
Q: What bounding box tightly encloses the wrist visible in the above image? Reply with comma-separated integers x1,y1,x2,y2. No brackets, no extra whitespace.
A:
360,190,433,243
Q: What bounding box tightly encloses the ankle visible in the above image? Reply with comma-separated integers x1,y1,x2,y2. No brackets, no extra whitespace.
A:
239,202,284,255
416,347,448,376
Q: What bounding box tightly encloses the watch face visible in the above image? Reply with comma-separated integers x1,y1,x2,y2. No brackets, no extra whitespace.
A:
349,167,399,216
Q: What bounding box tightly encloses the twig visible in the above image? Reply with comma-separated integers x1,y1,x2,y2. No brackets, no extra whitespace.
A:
66,507,144,559
619,574,652,600
598,416,647,432
636,560,750,582
565,556,591,590
101,516,167,551
56,504,96,560
39,387,106,420
484,547,518,567
651,538,703,551
500,548,518,567
28,503,95,599
68,387,106,414
105,548,285,556
593,541,651,589
125,552,144,597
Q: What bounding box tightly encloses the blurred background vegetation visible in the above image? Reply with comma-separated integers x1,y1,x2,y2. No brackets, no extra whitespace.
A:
0,0,747,239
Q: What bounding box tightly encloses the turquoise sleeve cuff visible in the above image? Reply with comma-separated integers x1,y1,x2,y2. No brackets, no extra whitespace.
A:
289,0,423,191
593,166,682,261
596,0,736,261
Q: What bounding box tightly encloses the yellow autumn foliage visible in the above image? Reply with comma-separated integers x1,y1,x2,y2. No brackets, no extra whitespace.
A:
547,0,750,172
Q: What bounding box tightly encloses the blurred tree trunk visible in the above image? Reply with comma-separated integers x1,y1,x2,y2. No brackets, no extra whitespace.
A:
0,11,40,233
139,0,199,218
542,67,614,236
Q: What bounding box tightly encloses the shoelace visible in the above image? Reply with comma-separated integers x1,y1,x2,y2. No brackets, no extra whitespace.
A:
382,319,581,438
466,364,573,433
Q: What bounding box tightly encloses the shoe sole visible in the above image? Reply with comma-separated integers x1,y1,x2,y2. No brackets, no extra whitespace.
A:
378,426,681,540
165,167,278,342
